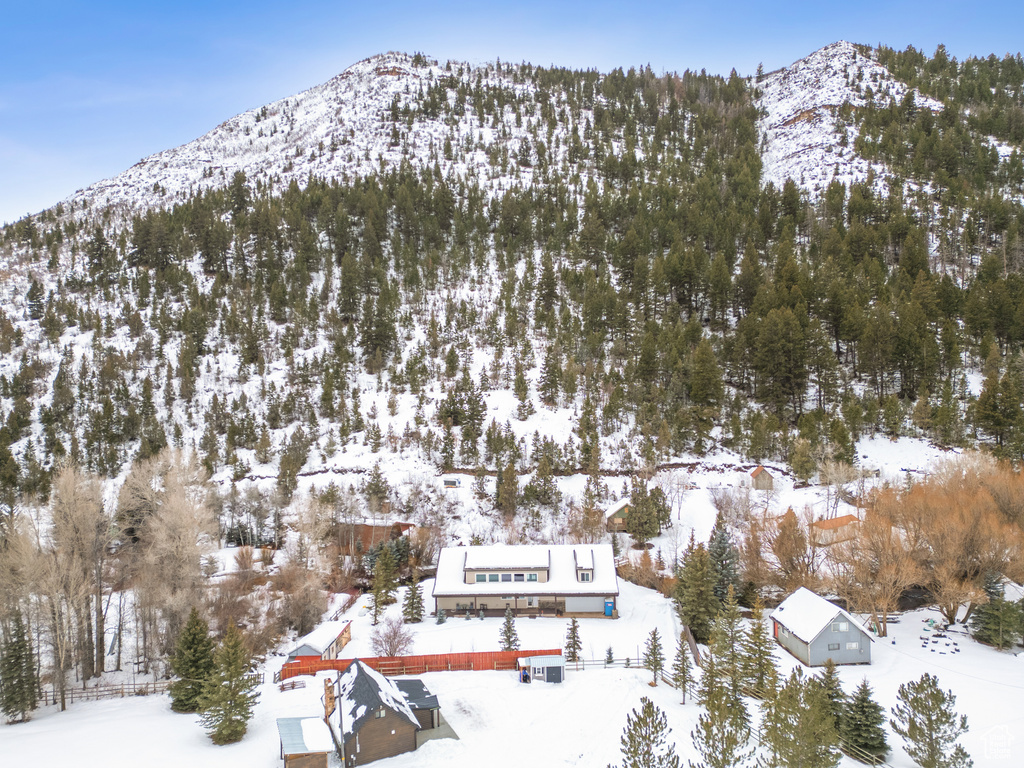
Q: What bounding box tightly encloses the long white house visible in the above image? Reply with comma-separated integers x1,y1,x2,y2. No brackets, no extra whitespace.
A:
431,544,619,617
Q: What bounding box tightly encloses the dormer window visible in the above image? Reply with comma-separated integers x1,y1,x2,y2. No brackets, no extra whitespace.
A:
579,572,591,582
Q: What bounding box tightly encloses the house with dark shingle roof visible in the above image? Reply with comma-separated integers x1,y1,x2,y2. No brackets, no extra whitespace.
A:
332,660,423,766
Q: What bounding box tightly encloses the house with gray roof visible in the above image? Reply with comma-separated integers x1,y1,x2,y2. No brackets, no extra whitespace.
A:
771,587,873,666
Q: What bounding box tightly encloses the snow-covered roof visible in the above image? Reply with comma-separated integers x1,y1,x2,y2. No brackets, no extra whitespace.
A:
464,546,550,570
289,620,351,656
771,587,873,645
810,514,860,531
433,545,618,597
519,654,565,668
276,717,335,756
605,498,630,518
336,659,420,737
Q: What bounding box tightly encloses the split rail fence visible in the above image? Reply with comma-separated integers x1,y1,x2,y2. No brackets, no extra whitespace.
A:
39,672,264,707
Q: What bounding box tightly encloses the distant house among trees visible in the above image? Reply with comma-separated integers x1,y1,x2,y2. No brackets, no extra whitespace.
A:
771,587,873,666
605,498,631,532
336,521,415,556
809,514,860,547
750,466,774,491
285,620,352,663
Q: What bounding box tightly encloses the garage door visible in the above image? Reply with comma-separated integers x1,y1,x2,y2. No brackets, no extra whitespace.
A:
565,596,606,613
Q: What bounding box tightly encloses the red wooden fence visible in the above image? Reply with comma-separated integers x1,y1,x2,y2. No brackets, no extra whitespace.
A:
276,648,563,682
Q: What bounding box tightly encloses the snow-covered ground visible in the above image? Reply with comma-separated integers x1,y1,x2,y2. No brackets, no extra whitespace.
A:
4,574,1022,767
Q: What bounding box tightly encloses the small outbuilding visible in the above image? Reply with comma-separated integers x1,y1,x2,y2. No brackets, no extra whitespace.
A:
809,514,860,547
286,620,352,663
605,498,631,532
277,717,337,768
518,654,565,684
771,587,873,667
750,466,774,491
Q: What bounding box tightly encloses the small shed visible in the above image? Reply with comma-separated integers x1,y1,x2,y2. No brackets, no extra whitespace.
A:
518,654,565,684
287,620,352,663
750,466,774,491
605,498,631,532
277,717,336,768
771,587,873,667
809,514,860,547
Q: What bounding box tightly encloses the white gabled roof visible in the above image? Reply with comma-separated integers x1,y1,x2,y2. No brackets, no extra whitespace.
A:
770,587,873,645
432,544,619,597
605,498,630,518
288,619,349,656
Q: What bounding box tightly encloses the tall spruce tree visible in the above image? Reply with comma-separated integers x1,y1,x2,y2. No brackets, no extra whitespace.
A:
674,542,718,644
0,611,37,723
169,607,216,713
671,632,693,704
643,628,665,685
565,618,582,663
890,674,972,768
499,606,520,651
402,580,424,623
618,697,681,768
198,624,260,745
841,679,889,760
739,596,776,697
709,586,744,701
691,649,753,768
814,659,846,734
708,512,739,604
969,573,1023,649
760,667,840,768
371,546,398,625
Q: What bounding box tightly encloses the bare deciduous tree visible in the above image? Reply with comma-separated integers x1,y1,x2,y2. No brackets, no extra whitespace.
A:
370,616,414,657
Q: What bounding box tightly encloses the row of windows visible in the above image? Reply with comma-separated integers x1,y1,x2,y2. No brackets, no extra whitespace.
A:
475,573,539,583
827,642,860,651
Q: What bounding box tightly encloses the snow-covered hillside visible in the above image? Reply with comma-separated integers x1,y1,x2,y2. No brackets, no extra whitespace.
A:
66,52,546,223
755,41,943,195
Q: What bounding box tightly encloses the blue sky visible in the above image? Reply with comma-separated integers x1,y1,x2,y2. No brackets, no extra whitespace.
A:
2,1,1022,225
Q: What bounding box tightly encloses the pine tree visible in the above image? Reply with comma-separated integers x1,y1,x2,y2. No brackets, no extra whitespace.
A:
606,646,615,665
760,667,840,768
841,679,889,759
691,650,752,768
643,628,665,685
708,512,739,604
402,581,424,623
0,611,37,723
674,543,718,644
371,546,398,624
435,608,447,625
565,618,582,663
618,697,681,768
499,606,519,651
969,573,1023,649
709,586,744,701
671,632,693,704
169,607,215,713
815,659,846,734
198,624,260,745
890,673,972,768
739,596,776,697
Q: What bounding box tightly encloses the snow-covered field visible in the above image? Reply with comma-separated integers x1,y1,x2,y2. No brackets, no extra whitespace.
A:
4,574,1022,767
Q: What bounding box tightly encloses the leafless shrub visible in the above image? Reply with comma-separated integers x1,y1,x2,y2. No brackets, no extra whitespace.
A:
371,616,415,657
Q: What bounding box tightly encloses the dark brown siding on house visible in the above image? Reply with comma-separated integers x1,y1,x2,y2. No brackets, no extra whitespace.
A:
412,709,434,730
285,754,329,768
343,708,418,766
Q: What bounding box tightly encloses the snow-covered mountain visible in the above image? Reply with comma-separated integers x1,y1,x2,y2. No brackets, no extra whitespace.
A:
67,51,547,223
754,41,943,195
